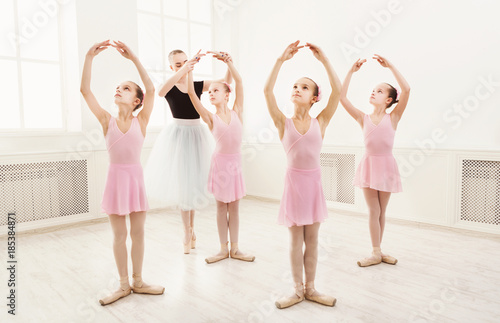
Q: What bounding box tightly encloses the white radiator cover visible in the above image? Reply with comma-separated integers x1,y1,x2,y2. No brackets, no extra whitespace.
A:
460,159,500,226
0,160,89,226
320,152,355,205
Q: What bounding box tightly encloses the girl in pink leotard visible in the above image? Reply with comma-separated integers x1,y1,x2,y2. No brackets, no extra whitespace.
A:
187,51,255,264
81,40,164,305
264,41,341,309
340,54,410,267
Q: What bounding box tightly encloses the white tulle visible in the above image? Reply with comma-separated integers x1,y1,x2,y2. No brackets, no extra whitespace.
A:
144,119,214,210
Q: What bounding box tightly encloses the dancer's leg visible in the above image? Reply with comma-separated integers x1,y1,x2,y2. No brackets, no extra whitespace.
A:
228,200,254,261
378,191,391,243
358,188,383,267
302,223,335,306
129,211,146,276
99,214,131,305
190,209,196,248
289,225,305,290
363,188,382,248
303,223,320,284
205,201,229,263
108,214,129,278
275,225,305,308
181,209,192,253
377,191,397,264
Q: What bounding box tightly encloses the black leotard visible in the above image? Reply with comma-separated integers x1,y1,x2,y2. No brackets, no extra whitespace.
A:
165,81,204,119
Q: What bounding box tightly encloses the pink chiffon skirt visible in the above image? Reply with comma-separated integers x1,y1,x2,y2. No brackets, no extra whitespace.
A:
353,154,402,193
278,167,328,227
208,152,246,203
101,163,149,216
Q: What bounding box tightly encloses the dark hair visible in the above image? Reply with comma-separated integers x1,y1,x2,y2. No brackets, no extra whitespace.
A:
168,49,185,63
385,83,399,108
131,82,144,111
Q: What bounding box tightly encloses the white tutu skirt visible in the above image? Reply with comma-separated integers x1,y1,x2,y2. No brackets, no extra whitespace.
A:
144,118,214,210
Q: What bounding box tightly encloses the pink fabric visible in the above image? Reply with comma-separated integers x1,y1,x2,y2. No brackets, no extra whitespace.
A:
278,118,328,227
101,117,149,215
208,110,246,203
353,114,402,193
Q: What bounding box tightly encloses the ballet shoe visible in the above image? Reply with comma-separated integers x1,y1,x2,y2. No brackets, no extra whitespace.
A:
381,253,398,265
99,287,131,305
275,282,304,309
357,248,382,267
230,243,255,262
191,231,196,249
304,282,336,307
131,274,165,295
205,242,229,264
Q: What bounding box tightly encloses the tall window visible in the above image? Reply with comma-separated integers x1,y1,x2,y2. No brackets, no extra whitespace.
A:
0,0,79,132
137,0,214,128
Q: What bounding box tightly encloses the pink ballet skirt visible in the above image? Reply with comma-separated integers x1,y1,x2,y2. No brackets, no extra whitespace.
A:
208,152,245,203
278,167,328,227
278,118,328,227
101,117,149,215
208,110,246,203
353,114,402,193
102,164,149,215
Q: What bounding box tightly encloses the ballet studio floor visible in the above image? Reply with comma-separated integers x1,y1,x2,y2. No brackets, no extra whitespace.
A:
1,196,499,323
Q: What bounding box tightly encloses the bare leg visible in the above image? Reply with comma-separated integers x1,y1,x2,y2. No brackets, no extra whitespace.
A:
181,209,192,253
128,211,165,294
129,211,146,276
205,201,229,263
190,209,196,248
228,199,254,261
303,223,320,284
302,223,335,305
358,188,383,267
275,225,305,309
363,188,382,248
227,200,240,243
108,214,129,278
378,191,391,244
289,225,305,292
99,214,131,305
377,191,397,264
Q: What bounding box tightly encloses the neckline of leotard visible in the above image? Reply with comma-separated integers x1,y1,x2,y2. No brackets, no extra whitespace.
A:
367,113,388,127
215,110,234,126
173,84,189,94
113,116,136,135
290,117,314,136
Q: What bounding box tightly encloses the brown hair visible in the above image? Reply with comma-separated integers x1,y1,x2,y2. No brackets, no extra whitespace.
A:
385,83,399,108
131,82,144,111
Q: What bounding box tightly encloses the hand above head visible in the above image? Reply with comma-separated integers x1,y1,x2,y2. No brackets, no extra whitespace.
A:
373,54,392,68
305,42,327,61
111,40,137,60
351,58,367,73
278,40,304,62
86,40,110,57
181,49,205,72
208,51,232,63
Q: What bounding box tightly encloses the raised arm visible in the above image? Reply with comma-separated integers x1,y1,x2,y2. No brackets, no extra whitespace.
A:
187,65,214,130
210,52,243,119
111,41,155,127
373,54,410,123
80,40,112,132
203,50,233,91
340,59,367,126
158,49,205,97
264,41,303,139
306,43,342,132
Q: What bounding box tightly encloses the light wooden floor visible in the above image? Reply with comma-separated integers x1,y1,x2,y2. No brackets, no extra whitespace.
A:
1,196,500,323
